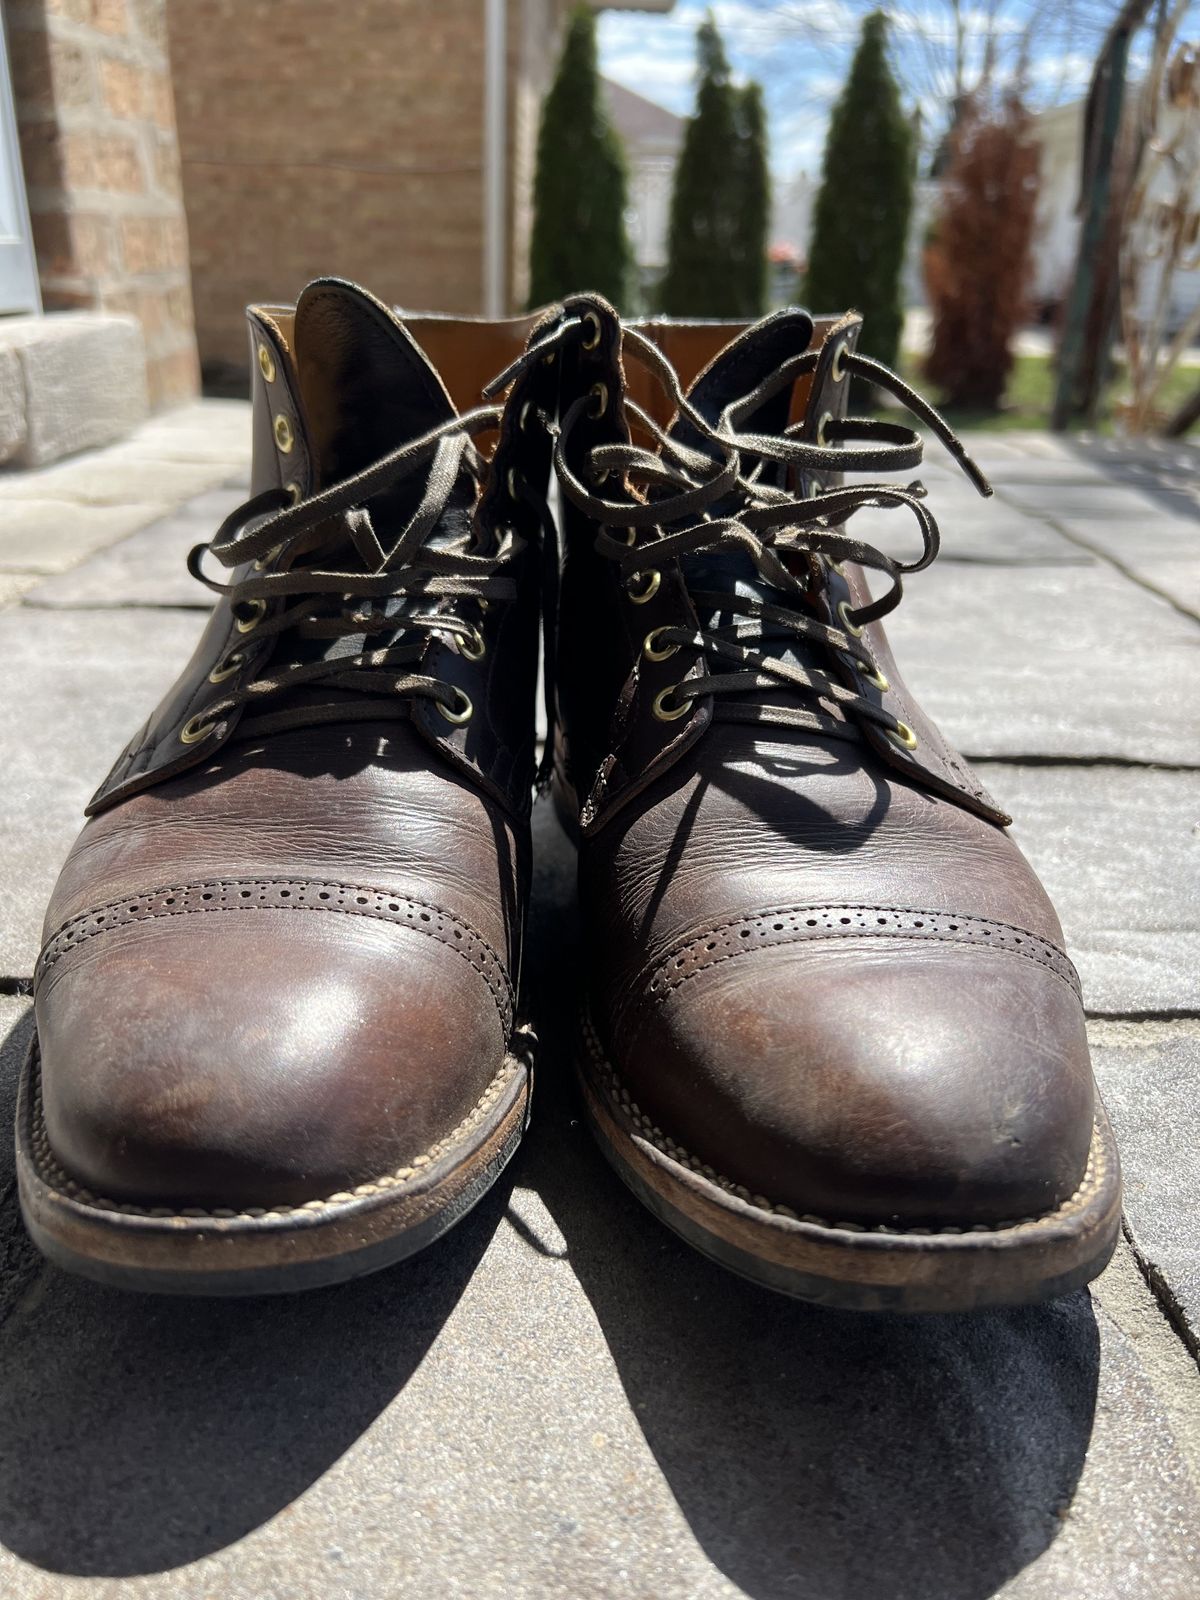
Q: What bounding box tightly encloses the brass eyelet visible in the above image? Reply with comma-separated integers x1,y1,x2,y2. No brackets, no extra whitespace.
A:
258,344,276,383
519,400,533,431
179,713,217,745
628,568,661,605
254,542,283,573
837,598,864,638
459,624,486,661
652,684,690,723
507,466,521,500
285,481,301,505
235,597,267,633
817,410,833,448
862,663,889,692
437,688,473,725
643,626,679,662
620,525,637,547
581,309,603,350
889,721,918,751
208,651,245,684
587,382,608,419
830,341,847,384
273,414,294,453
828,559,845,577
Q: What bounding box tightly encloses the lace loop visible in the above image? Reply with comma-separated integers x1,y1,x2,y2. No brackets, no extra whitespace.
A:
186,403,517,741
552,309,991,748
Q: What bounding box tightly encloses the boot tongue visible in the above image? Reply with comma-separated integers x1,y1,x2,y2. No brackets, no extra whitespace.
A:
293,278,456,491
672,307,814,446
261,280,470,712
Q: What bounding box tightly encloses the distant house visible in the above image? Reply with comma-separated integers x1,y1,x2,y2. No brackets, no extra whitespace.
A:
602,77,684,302
1028,96,1200,335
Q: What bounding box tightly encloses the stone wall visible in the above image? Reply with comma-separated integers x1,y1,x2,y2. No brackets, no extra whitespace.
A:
5,0,200,409
167,0,569,381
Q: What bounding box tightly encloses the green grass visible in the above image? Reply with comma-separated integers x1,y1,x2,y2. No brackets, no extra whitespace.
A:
893,350,1200,435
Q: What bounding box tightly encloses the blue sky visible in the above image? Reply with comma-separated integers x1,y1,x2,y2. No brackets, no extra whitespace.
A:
598,1,1128,179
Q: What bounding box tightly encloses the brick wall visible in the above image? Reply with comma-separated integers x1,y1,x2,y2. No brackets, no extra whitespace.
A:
6,0,200,408
510,0,570,313
168,0,570,382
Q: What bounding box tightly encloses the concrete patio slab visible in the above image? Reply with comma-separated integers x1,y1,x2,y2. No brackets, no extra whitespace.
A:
992,764,1199,1016
0,500,174,576
0,993,1194,1600
0,455,237,511
25,487,244,609
0,417,1196,1598
888,561,1200,765
0,575,37,607
1092,1020,1200,1353
996,478,1185,524
1050,515,1200,620
0,606,206,976
852,495,1095,568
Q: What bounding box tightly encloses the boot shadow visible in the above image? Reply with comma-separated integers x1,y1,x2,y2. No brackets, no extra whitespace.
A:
523,800,1101,1600
0,1004,512,1578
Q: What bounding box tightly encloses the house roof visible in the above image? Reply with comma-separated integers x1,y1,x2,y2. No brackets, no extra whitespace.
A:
602,77,685,155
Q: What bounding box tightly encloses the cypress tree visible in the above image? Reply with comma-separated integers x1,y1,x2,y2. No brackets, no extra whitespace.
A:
804,12,913,369
527,6,632,310
660,17,769,317
733,82,770,318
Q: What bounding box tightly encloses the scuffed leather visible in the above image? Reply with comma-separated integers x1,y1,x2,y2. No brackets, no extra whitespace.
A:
552,305,1007,833
557,312,1100,1229
34,285,542,1209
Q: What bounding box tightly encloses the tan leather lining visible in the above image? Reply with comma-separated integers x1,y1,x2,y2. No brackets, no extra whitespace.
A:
252,303,542,416
250,304,850,421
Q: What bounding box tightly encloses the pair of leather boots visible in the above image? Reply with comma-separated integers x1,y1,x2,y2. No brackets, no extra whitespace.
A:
20,280,1120,1311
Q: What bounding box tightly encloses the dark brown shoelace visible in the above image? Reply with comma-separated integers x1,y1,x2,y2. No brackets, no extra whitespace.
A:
535,305,992,747
187,404,518,739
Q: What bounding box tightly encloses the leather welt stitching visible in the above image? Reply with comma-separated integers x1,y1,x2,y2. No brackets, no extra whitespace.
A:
582,1013,1108,1235
37,879,514,1025
25,1038,526,1222
640,905,1080,1005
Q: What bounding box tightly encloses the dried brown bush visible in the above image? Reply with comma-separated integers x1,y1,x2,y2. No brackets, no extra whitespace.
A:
925,93,1041,409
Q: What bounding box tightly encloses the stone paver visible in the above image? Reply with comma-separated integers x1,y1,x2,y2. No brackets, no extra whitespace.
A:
1066,436,1200,523
992,765,1200,1015
1093,1020,1200,1353
0,456,236,512
0,607,208,975
0,423,1197,1596
0,313,147,470
888,561,1200,765
852,492,1094,568
0,979,1195,1599
0,400,250,597
26,487,244,610
0,576,37,607
997,477,1185,523
1049,514,1200,621
0,499,174,576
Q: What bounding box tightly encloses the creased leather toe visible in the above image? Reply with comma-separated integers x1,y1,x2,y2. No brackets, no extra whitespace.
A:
37,894,509,1208
616,938,1095,1229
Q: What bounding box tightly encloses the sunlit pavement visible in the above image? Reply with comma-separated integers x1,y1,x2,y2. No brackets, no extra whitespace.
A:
0,411,1196,1597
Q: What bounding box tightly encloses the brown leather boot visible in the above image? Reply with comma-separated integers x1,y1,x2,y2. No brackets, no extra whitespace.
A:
19,280,556,1294
539,296,1121,1313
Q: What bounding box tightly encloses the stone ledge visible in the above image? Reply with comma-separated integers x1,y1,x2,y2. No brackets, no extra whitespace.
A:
0,312,148,470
